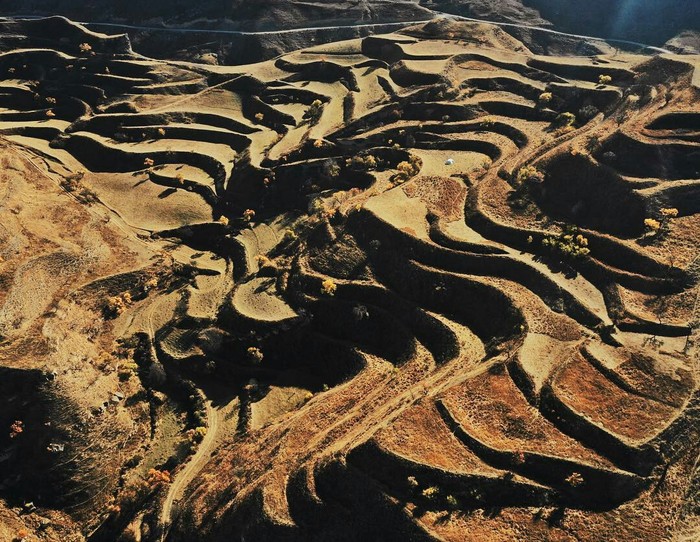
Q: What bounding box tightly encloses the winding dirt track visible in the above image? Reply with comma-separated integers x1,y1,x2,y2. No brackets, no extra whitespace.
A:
160,400,220,540
0,11,673,53
0,14,697,541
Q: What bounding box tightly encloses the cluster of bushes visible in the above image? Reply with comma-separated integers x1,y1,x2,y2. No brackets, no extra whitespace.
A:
346,154,378,171
118,361,139,381
321,278,337,296
578,104,599,122
146,467,171,487
103,272,162,320
643,207,679,242
9,419,23,439
177,379,207,428
513,165,544,189
246,346,264,365
554,112,576,133
303,99,324,123
407,476,459,511
111,333,162,387
541,225,590,260
60,170,98,203
105,467,171,523
392,154,421,184
104,292,133,318
538,89,600,126
185,426,207,444
508,165,545,210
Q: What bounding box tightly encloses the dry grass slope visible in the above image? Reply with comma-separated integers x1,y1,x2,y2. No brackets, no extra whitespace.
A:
0,14,697,542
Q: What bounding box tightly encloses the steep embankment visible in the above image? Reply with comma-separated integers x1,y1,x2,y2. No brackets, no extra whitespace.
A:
429,0,700,48
0,13,697,542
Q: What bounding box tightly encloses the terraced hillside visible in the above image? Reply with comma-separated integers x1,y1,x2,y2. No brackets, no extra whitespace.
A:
0,0,434,27
0,15,698,542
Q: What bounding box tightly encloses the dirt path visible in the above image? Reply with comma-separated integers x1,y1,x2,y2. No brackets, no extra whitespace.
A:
0,13,673,53
0,15,434,37
160,400,220,540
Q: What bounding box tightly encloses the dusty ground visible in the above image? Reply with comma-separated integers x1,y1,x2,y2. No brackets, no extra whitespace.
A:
0,14,697,542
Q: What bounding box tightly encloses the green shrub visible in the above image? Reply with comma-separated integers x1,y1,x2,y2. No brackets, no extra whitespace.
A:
346,154,377,171
514,165,544,188
247,347,264,364
541,225,590,259
555,112,576,127
304,99,324,122
422,486,440,499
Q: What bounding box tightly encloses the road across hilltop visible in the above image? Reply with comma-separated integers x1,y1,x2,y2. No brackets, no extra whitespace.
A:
0,11,674,55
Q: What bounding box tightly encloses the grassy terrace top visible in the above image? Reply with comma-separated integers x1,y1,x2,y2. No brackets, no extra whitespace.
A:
0,14,697,542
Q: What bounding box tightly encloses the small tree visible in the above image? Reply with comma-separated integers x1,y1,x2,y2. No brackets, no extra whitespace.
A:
514,165,544,188
352,305,369,321
660,207,679,223
346,154,377,171
9,420,23,439
445,494,459,510
247,346,264,365
321,278,337,296
146,468,171,487
392,155,421,184
555,112,576,128
422,486,440,500
542,226,590,260
187,426,207,443
304,99,324,122
565,472,584,487
644,218,661,233
105,292,132,318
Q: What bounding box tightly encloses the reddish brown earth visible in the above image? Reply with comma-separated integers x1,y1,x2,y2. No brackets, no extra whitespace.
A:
0,14,697,542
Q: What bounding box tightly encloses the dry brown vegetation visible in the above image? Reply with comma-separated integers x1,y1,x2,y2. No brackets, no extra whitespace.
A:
0,14,697,542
